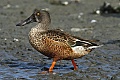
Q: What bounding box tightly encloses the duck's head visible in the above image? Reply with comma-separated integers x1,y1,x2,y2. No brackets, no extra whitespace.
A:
16,9,51,26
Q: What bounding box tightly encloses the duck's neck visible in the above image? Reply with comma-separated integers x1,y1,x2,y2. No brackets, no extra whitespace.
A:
35,23,49,30
30,23,50,34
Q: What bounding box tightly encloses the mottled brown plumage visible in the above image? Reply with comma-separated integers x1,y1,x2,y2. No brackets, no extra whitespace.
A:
16,9,102,72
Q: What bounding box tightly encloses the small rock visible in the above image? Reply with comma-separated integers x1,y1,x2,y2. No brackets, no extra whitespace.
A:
71,28,93,32
42,8,50,11
13,38,19,42
61,1,69,6
91,20,97,23
53,72,56,75
71,28,81,32
95,10,101,14
78,13,84,18
3,4,11,9
4,38,7,40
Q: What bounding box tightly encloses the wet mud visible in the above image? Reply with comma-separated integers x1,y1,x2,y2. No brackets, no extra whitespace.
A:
0,0,120,80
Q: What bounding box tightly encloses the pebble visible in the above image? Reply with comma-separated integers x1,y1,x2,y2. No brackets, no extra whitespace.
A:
3,4,20,9
3,4,11,9
71,28,92,32
78,13,84,18
4,38,7,41
42,8,50,11
13,38,19,42
91,20,97,23
62,1,69,6
96,10,101,14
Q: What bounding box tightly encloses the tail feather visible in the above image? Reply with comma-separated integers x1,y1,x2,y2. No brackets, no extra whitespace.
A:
87,45,103,49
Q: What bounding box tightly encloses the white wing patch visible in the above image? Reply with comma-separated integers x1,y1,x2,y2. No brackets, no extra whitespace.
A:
72,46,86,53
72,45,103,53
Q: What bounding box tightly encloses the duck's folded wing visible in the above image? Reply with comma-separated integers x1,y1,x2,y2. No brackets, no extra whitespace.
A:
40,30,102,49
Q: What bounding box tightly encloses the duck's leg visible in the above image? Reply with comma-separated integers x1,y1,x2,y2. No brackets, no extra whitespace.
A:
71,59,78,70
49,60,56,72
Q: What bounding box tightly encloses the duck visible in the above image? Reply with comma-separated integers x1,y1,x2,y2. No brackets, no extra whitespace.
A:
16,9,102,72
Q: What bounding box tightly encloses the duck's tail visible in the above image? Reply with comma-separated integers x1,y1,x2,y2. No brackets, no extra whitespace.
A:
87,45,103,49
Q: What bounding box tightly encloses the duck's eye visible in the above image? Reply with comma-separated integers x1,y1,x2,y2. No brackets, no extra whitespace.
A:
36,12,40,16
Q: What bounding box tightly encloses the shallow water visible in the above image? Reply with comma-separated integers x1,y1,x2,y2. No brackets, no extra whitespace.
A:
0,0,120,80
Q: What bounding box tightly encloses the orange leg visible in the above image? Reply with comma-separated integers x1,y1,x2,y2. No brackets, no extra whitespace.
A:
71,59,78,70
49,61,56,72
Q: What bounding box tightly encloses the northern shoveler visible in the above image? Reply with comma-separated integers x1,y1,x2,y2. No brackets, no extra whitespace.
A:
16,9,102,72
